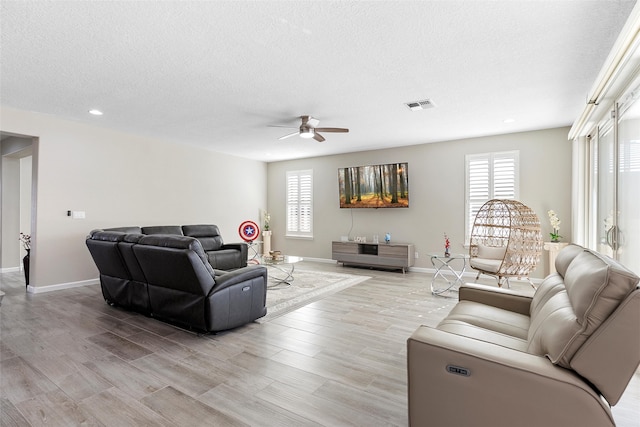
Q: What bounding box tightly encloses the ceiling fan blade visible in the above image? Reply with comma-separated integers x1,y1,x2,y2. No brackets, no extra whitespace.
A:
279,131,299,140
314,127,349,133
313,132,326,142
308,117,320,127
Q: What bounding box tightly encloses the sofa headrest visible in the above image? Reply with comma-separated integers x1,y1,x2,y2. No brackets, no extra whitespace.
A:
123,233,145,243
138,234,199,249
182,224,221,238
554,244,584,277
565,249,639,329
182,224,224,251
104,226,142,234
88,231,127,242
141,225,183,235
528,245,639,368
88,229,103,238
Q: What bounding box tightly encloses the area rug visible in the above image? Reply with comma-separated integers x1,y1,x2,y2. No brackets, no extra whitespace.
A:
256,269,370,322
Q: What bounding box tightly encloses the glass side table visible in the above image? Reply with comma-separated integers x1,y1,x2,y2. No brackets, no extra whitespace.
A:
247,240,263,261
430,253,469,296
260,254,303,288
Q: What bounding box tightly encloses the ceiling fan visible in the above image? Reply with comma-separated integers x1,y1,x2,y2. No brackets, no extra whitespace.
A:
275,115,349,142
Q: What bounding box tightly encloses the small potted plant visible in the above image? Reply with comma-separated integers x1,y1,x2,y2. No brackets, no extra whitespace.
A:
547,210,562,242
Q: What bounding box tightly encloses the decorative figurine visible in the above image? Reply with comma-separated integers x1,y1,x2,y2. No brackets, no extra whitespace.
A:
444,233,450,257
385,233,391,244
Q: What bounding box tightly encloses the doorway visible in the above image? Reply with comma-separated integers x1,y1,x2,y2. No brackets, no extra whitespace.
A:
1,132,36,279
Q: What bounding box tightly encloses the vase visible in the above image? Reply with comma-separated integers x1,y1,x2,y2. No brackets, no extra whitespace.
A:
23,249,30,287
445,247,450,257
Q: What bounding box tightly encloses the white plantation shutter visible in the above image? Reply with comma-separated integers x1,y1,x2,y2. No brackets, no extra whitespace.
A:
465,151,519,241
493,153,517,198
286,169,313,238
467,156,490,243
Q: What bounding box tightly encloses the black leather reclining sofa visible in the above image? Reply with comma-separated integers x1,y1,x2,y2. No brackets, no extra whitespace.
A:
86,225,266,332
106,224,248,270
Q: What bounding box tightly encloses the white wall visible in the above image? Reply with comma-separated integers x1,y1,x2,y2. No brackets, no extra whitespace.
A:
1,106,267,289
20,156,32,259
267,127,573,279
0,105,572,286
1,156,20,269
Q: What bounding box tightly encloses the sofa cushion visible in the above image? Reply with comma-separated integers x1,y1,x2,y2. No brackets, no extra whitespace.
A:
442,300,530,340
477,245,507,260
528,248,639,368
137,235,216,278
437,318,529,352
470,245,507,273
469,257,502,273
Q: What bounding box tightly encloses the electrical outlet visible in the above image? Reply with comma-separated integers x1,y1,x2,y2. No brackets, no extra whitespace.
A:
415,252,419,259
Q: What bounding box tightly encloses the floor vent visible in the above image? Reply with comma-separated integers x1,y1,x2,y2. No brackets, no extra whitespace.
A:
405,99,436,111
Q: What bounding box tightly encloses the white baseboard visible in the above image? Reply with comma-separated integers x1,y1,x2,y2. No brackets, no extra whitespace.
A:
1,266,21,273
27,278,99,294
301,257,337,264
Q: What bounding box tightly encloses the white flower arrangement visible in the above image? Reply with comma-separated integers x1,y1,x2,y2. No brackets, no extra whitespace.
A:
20,232,31,250
263,212,271,231
547,210,562,242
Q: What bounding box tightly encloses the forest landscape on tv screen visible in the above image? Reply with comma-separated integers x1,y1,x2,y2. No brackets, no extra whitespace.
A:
338,162,409,208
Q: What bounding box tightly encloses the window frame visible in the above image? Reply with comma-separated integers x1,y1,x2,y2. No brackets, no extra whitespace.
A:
464,150,520,243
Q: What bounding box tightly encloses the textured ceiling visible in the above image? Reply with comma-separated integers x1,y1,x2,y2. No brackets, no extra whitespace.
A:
1,1,636,162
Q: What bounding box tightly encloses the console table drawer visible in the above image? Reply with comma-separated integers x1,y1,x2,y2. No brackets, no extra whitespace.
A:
378,245,410,258
332,242,359,254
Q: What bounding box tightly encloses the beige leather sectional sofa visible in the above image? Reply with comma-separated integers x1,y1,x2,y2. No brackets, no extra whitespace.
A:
408,244,639,426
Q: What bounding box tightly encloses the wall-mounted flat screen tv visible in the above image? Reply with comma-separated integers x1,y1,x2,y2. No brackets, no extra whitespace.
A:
338,162,409,208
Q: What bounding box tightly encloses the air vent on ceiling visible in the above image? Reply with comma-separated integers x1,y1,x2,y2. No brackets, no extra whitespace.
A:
405,99,436,111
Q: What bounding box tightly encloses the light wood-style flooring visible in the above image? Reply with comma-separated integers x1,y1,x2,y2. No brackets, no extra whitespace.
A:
1,262,639,426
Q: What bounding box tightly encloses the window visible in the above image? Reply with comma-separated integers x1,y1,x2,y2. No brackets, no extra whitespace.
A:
465,151,519,241
286,169,313,238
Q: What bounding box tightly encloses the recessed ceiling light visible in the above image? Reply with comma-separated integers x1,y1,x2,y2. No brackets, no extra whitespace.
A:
503,118,515,123
88,109,103,116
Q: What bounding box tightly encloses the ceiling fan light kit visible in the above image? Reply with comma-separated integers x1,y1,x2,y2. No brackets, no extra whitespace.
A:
300,126,315,138
277,115,349,142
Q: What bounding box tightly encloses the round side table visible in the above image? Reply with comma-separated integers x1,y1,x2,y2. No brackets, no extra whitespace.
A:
430,253,469,296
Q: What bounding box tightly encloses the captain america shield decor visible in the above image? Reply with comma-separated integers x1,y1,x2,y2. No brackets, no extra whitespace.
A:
238,220,260,242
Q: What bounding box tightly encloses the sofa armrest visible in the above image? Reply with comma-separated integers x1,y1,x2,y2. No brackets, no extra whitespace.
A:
458,283,532,315
222,242,248,260
210,265,267,293
407,326,615,427
222,242,247,252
